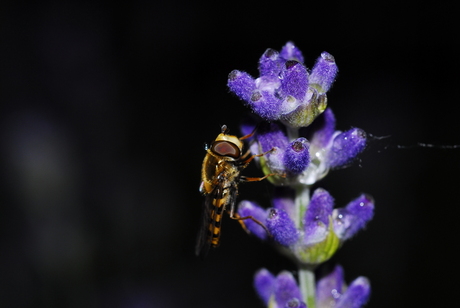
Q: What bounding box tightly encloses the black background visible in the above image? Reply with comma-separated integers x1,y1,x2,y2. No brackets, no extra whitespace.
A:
1,1,459,307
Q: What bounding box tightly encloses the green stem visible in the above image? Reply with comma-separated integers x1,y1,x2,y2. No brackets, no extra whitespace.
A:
289,126,316,307
294,185,310,229
298,265,316,308
286,125,299,141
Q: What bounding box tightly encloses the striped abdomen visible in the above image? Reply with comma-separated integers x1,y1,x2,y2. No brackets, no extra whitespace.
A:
207,192,228,247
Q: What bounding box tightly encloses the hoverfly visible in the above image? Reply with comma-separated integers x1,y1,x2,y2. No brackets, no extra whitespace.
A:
195,124,273,257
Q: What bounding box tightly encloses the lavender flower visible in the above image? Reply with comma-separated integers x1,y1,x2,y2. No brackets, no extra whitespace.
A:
228,42,336,127
316,265,371,308
226,42,373,308
246,108,367,186
255,267,370,308
238,188,374,265
254,270,304,308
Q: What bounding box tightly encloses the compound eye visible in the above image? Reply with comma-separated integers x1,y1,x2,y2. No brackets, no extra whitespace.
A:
211,141,240,158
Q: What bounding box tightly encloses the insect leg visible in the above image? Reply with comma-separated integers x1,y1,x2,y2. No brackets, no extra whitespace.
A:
225,183,271,237
239,148,252,160
239,125,258,141
240,147,276,169
240,174,275,182
229,212,272,237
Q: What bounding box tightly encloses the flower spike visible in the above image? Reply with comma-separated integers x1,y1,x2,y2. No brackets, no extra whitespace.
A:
256,267,370,308
225,42,374,308
228,43,336,127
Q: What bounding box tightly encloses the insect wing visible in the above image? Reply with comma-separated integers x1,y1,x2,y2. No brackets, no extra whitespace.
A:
195,193,211,257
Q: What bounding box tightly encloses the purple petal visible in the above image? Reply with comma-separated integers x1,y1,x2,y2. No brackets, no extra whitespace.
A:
259,48,283,77
266,208,298,246
228,70,256,103
309,108,336,149
327,128,367,169
256,122,289,152
249,90,283,121
283,137,310,175
280,41,304,63
272,186,296,220
334,194,374,240
309,52,338,93
336,277,371,308
305,188,334,226
275,271,302,308
238,200,269,240
316,265,345,307
254,268,276,304
280,61,309,101
304,188,334,245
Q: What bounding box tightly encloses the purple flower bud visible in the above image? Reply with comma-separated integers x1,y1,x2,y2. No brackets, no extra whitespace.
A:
250,90,283,120
304,188,334,245
280,61,309,101
327,128,367,169
316,265,345,307
266,208,298,246
309,108,337,149
238,200,269,240
309,52,338,93
336,277,371,308
259,48,283,77
280,41,304,63
228,70,256,103
283,138,310,175
254,268,276,305
334,194,374,240
256,122,289,152
285,298,307,308
274,271,302,308
272,187,296,220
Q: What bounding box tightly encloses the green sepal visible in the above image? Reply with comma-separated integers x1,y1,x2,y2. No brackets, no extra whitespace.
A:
296,216,340,265
267,294,277,308
259,155,286,186
280,91,327,128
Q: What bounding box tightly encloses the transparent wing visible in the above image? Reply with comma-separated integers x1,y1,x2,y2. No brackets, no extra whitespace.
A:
195,192,212,258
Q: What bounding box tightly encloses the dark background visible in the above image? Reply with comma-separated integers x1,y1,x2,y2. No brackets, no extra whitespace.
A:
1,1,459,307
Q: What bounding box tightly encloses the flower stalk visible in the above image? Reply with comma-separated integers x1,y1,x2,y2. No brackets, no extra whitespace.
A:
299,265,316,308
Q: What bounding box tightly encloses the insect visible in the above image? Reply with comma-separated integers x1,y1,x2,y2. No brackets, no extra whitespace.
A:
195,124,273,257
